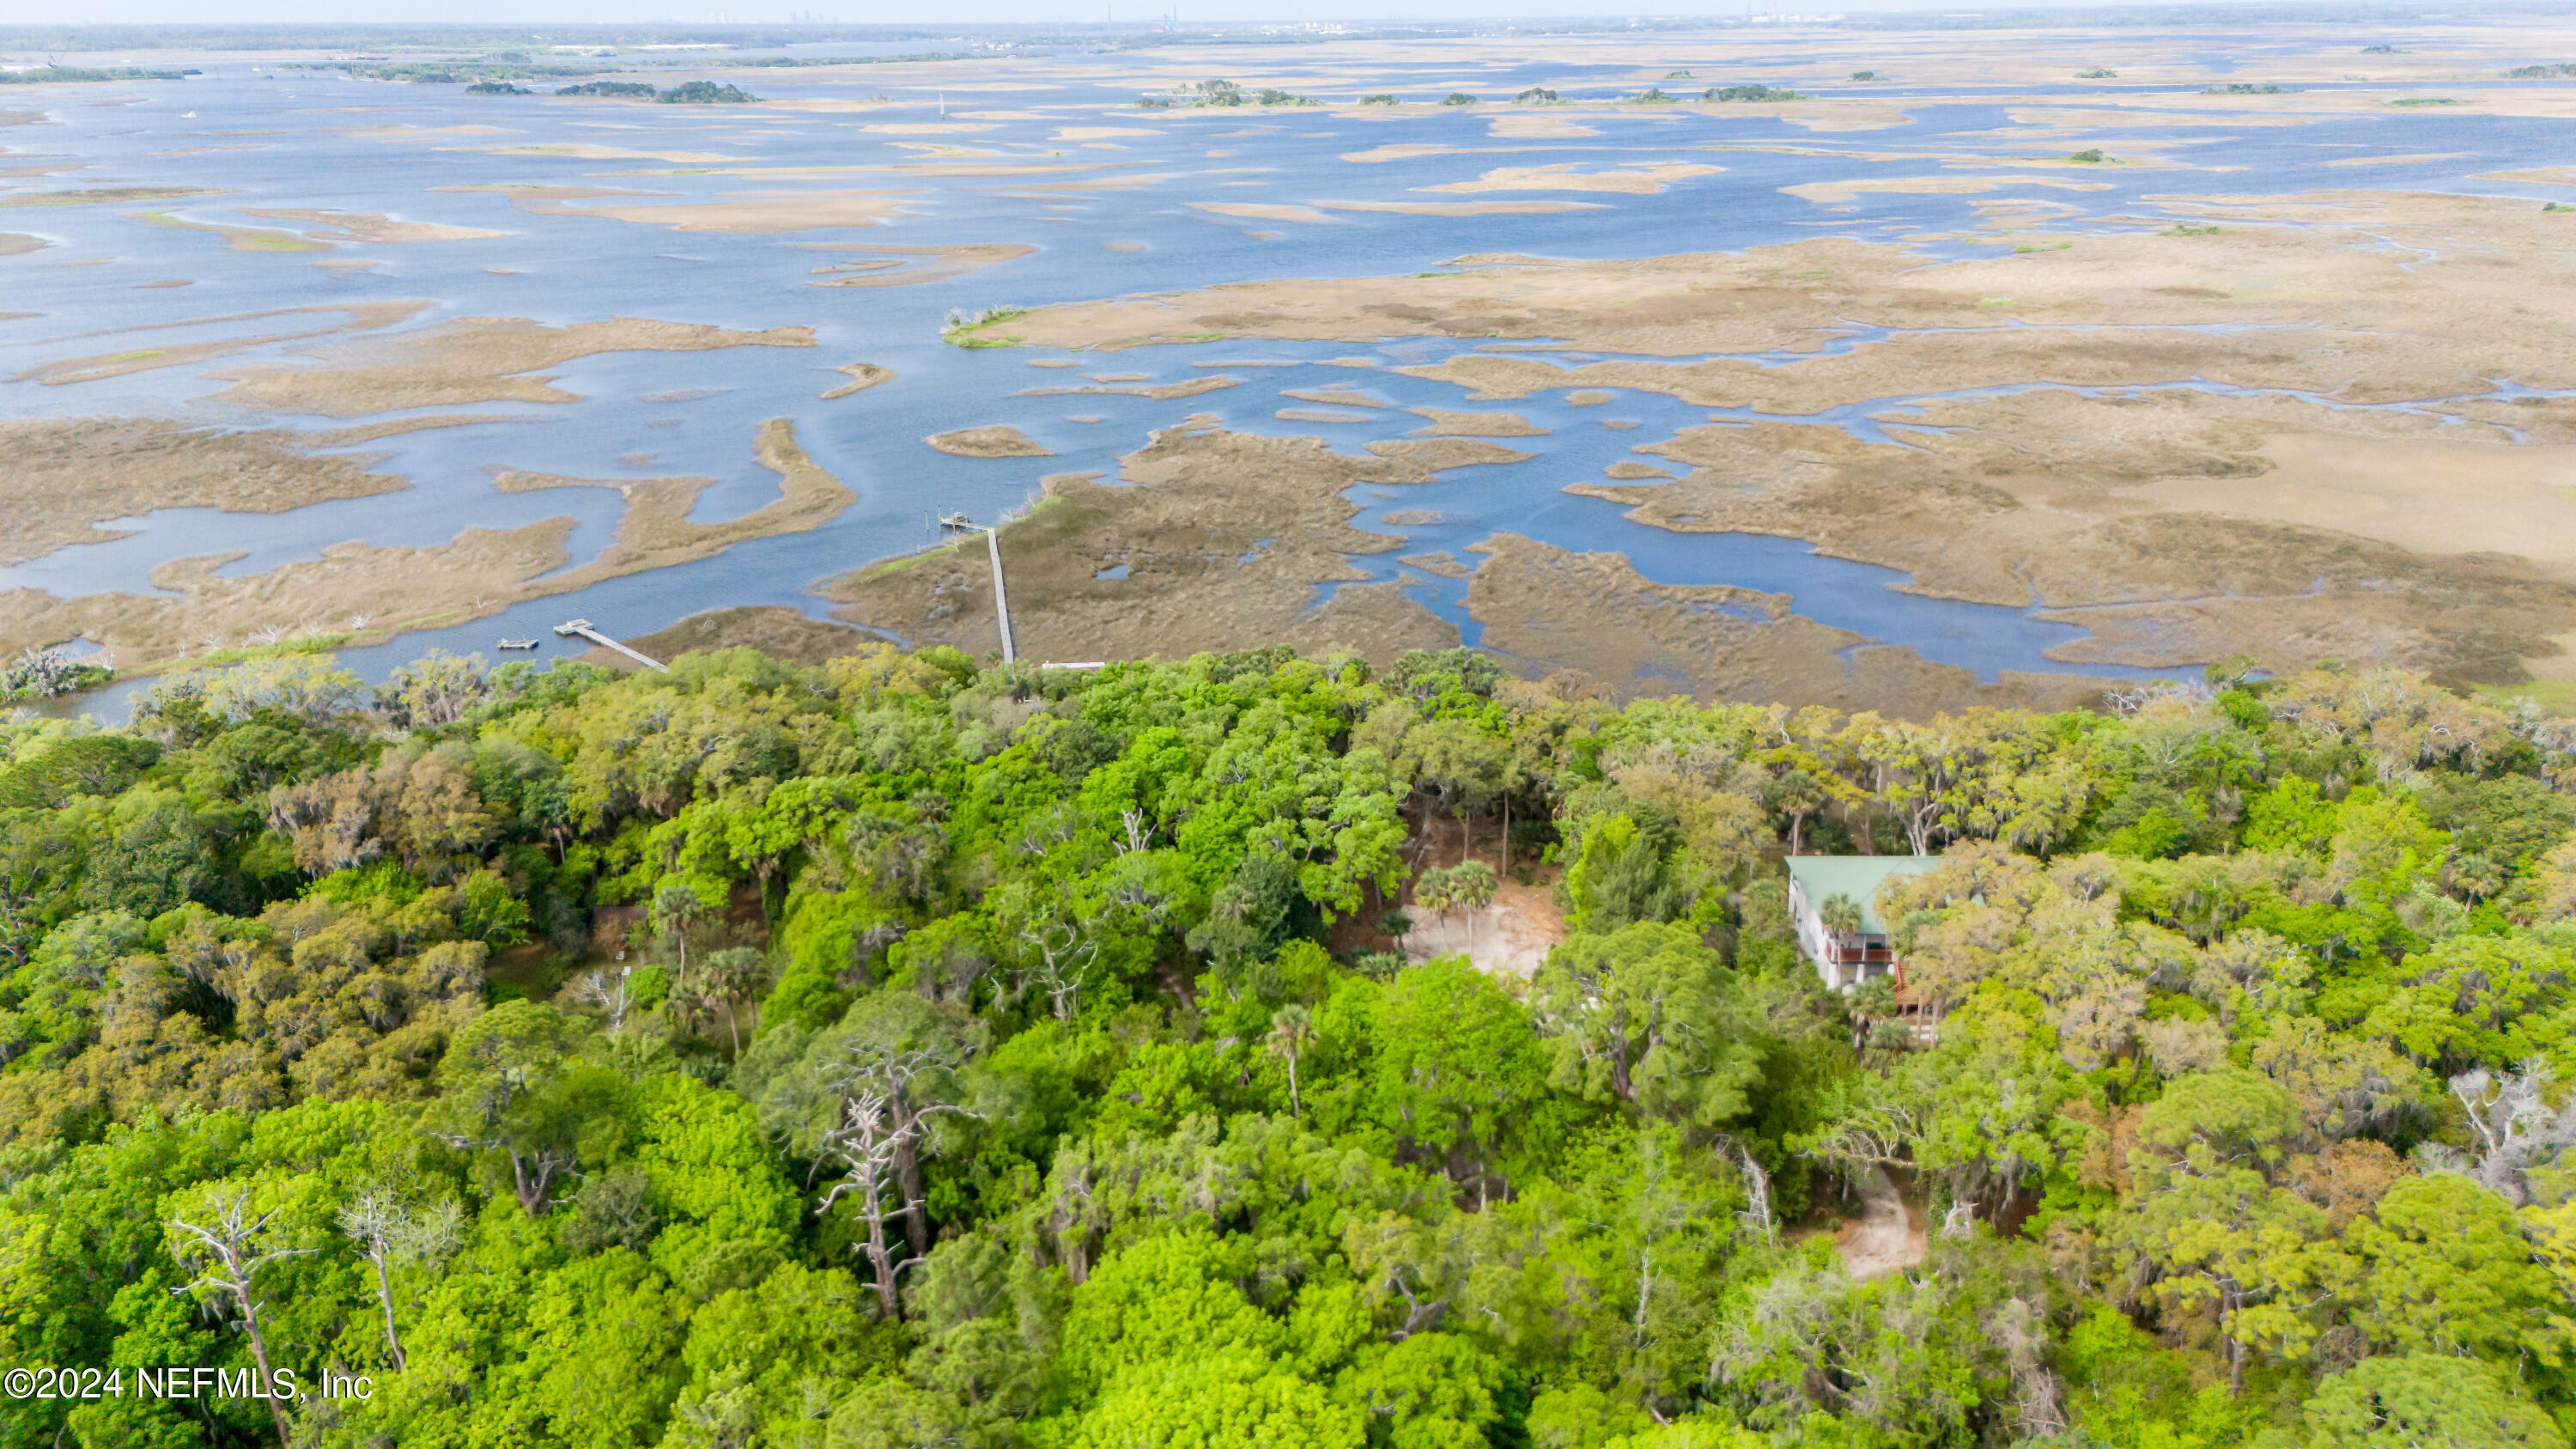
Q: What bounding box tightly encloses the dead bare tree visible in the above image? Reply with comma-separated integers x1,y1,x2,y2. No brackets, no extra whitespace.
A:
169,1190,313,1448
1717,1137,1775,1245
1379,1263,1450,1341
337,1190,410,1373
1014,920,1099,1025
818,1055,977,1318
1982,1296,2069,1438
331,1192,461,1378
1940,1198,1978,1240
574,963,639,1034
2428,1060,2576,1203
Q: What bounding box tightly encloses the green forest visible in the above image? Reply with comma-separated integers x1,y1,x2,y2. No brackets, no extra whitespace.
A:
2,642,2573,1449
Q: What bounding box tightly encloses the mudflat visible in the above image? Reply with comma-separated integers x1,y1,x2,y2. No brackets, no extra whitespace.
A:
209,315,815,416
825,423,1528,666
821,362,894,399
23,23,2576,715
1466,533,2121,715
0,419,853,672
927,425,1054,458
573,605,885,671
1001,193,2576,387
987,189,2576,685
0,417,448,566
1580,389,2576,682
235,208,506,242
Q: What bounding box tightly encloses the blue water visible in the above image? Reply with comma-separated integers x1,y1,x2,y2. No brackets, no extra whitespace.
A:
7,40,2575,716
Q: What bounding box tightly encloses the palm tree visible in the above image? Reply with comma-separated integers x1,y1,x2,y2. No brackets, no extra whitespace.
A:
652,881,707,975
1413,866,1455,938
1819,892,1865,944
1447,861,1498,955
1767,769,1831,855
702,947,769,1053
1268,1004,1314,1121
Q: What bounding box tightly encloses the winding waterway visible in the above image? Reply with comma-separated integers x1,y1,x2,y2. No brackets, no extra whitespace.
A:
9,32,2575,712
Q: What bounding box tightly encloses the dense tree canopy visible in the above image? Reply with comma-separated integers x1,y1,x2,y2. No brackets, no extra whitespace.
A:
1,644,2573,1447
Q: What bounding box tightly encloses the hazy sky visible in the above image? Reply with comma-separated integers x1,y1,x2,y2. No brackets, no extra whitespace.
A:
13,0,1961,29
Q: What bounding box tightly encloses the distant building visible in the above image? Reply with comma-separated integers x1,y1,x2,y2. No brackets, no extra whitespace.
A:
1785,855,1941,991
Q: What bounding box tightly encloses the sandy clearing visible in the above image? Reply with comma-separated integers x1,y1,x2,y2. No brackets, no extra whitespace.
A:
1838,1167,1927,1280
1400,883,1565,977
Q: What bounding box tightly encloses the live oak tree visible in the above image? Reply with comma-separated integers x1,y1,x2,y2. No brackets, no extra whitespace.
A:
1533,922,1760,1128
3,644,2576,1449
428,999,605,1219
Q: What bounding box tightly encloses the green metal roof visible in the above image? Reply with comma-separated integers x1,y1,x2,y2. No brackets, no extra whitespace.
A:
1786,855,1942,936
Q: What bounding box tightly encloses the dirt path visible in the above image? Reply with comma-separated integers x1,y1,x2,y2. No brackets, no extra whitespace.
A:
1838,1166,1927,1280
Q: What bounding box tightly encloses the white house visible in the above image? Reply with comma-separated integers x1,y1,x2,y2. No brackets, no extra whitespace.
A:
1785,855,1940,991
